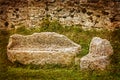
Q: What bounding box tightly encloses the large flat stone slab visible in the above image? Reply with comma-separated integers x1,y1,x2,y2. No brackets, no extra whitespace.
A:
80,37,113,70
7,32,81,66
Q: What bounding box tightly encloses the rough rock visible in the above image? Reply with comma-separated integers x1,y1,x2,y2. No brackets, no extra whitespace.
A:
7,32,81,66
80,37,113,70
0,0,120,30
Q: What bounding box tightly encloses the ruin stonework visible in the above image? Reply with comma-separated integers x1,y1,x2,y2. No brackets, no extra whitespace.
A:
80,37,113,70
7,32,81,65
0,0,120,30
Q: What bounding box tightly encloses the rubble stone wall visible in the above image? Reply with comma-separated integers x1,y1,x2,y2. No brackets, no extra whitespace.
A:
0,0,120,30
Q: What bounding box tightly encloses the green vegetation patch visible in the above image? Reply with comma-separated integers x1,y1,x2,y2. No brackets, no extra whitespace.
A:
0,20,120,80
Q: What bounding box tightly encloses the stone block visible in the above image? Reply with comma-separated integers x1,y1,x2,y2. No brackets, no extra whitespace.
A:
80,37,113,70
7,32,81,66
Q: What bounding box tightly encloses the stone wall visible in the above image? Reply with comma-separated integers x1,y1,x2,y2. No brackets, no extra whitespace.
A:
0,0,120,30
0,0,28,29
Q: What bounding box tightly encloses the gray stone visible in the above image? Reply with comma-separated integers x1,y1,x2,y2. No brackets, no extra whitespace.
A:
7,32,81,66
80,37,113,70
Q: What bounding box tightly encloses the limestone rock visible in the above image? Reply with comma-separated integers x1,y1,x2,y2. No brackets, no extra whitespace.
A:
80,37,113,70
7,32,81,66
1,0,119,30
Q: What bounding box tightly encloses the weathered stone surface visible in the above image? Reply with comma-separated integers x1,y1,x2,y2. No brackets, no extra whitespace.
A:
80,37,113,70
7,32,81,65
0,0,120,30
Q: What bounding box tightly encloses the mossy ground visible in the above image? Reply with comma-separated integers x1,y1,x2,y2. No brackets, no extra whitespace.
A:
0,20,120,80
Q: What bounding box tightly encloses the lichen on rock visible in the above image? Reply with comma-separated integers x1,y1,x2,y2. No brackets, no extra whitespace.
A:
7,32,81,66
80,37,113,70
